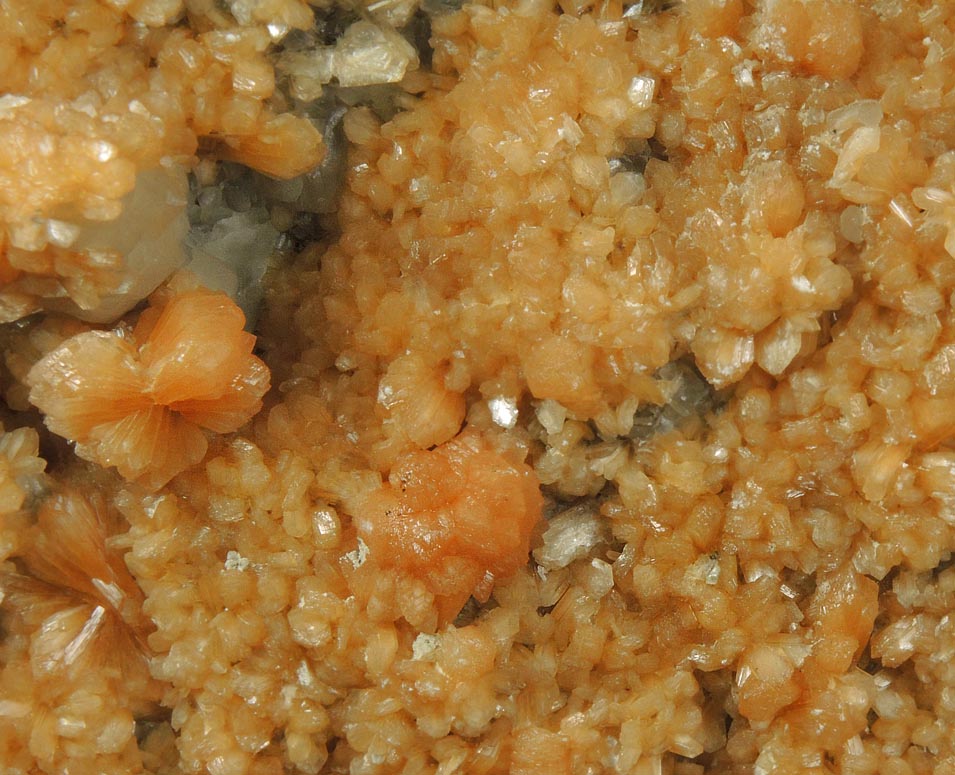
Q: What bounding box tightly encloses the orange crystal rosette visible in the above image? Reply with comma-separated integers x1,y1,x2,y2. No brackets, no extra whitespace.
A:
27,289,270,488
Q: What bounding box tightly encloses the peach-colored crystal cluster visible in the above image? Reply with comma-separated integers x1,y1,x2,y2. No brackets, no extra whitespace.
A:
4,0,955,774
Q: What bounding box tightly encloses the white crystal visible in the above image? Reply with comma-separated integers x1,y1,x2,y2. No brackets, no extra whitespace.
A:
888,196,915,228
627,76,656,110
535,399,567,435
488,396,518,429
0,94,30,118
267,22,289,39
412,633,440,660
91,578,125,609
279,49,335,102
704,558,721,585
743,563,776,582
336,353,357,372
791,275,814,293
589,558,615,598
534,504,609,570
557,113,584,147
377,382,395,405
91,140,117,162
45,219,81,248
0,700,30,718
296,660,316,687
63,605,106,666
733,60,757,88
8,219,47,251
345,538,369,569
334,21,419,88
225,550,250,571
839,205,865,243
829,127,881,189
128,99,150,116
827,99,884,133
366,0,419,27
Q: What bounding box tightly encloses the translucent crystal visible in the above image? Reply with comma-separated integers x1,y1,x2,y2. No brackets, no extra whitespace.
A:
827,99,883,133
829,127,881,189
334,21,419,88
279,49,335,102
40,166,190,322
533,503,609,570
630,359,715,439
839,205,865,243
184,207,279,327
